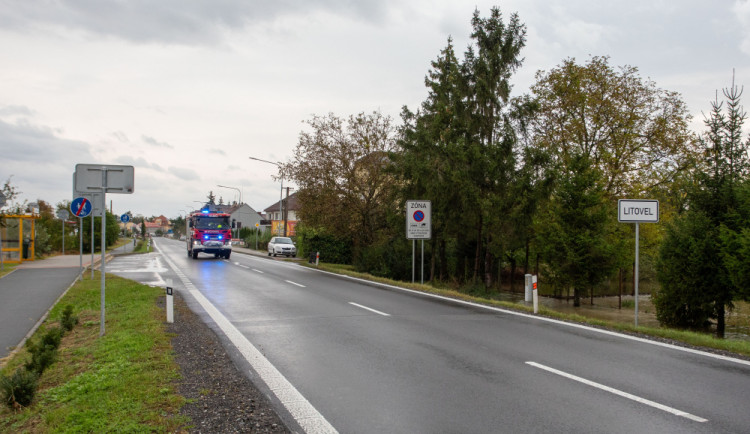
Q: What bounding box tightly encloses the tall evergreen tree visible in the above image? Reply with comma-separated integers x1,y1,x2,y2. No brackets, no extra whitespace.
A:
656,77,750,336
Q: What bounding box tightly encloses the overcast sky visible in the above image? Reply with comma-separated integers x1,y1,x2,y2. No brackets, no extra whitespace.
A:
1,0,749,219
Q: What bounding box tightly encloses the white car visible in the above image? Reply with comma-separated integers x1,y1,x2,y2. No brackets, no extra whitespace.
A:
268,237,297,257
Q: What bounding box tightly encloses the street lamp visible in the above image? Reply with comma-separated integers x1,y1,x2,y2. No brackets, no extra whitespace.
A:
248,156,284,236
217,185,242,205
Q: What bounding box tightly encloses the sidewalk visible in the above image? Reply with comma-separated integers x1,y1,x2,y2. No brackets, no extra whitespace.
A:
0,252,105,364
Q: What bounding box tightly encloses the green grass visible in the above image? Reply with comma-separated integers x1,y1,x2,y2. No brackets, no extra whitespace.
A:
0,263,18,279
0,272,186,433
310,262,750,358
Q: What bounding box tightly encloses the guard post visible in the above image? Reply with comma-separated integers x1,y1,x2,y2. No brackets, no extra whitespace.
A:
532,275,539,314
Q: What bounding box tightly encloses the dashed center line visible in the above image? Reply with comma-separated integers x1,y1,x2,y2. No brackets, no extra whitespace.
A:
286,280,306,287
252,269,264,274
525,361,708,423
349,302,390,317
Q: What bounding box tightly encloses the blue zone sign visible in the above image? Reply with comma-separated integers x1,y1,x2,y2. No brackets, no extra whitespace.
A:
71,197,92,218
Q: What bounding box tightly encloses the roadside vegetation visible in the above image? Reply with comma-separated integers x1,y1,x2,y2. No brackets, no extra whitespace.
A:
0,272,185,432
281,6,750,341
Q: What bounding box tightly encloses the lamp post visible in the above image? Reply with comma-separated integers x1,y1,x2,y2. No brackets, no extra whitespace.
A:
217,185,242,205
248,156,284,236
217,185,242,239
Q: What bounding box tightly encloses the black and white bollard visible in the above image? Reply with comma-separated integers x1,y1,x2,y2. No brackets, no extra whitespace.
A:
166,280,174,323
532,275,539,314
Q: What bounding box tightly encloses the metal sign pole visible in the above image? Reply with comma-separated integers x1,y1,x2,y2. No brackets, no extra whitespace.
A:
421,240,424,285
79,218,83,281
90,215,94,279
635,222,640,327
412,240,415,283
100,170,107,337
61,218,65,255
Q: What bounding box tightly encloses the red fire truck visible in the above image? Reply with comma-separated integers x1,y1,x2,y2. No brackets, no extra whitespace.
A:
186,208,234,259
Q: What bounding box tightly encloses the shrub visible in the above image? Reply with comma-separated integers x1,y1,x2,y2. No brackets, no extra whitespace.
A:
61,305,79,332
296,225,352,264
24,327,64,375
0,368,39,408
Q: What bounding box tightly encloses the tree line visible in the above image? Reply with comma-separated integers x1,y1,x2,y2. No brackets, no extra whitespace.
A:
281,7,750,337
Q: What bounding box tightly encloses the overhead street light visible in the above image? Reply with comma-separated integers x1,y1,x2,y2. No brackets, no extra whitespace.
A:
217,184,242,205
248,156,285,236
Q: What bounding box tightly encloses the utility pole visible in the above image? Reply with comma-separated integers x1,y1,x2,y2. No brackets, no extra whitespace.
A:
283,187,293,237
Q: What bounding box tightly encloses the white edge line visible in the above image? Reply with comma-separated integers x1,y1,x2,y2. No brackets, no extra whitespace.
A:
525,361,708,423
157,245,337,434
349,302,391,317
286,280,306,287
307,267,750,367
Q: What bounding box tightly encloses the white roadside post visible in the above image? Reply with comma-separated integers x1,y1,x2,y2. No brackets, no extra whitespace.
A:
165,278,174,323
532,275,539,314
618,199,659,327
406,200,431,284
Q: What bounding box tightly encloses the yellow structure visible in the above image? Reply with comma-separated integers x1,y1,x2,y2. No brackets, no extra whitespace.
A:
0,214,39,263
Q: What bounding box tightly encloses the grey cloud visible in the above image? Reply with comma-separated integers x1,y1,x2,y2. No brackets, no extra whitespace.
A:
0,0,396,46
114,155,164,172
112,131,129,143
0,105,35,116
0,117,92,163
209,148,226,156
142,135,173,149
169,166,200,181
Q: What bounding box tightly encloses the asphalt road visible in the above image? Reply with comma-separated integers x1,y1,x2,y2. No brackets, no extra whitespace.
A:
114,238,750,434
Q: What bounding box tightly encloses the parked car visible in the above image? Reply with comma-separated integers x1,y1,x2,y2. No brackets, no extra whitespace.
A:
268,237,297,257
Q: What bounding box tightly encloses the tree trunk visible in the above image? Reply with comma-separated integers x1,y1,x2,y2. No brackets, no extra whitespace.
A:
523,237,530,276
473,217,483,284
510,257,517,293
430,237,437,283
574,286,581,307
717,302,726,338
484,235,493,289
618,268,623,309
439,239,447,281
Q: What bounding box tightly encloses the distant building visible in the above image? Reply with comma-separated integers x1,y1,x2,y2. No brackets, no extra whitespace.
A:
263,192,299,236
214,202,263,235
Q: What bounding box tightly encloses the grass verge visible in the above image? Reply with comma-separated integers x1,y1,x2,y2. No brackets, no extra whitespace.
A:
309,262,750,359
0,263,17,279
0,272,186,432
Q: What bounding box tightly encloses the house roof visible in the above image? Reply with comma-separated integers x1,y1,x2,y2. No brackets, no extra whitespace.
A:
263,192,299,213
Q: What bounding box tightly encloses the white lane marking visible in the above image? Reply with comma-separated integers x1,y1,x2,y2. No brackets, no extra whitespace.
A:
286,280,306,288
252,269,264,274
525,361,708,423
237,264,250,269
156,244,337,434
349,302,390,317
307,268,750,368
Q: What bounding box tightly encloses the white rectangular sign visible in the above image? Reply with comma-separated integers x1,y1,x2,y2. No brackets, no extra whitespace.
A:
72,173,104,214
618,199,659,223
75,164,134,194
406,200,431,240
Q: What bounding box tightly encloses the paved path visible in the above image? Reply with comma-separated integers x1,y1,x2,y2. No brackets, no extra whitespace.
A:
0,254,99,362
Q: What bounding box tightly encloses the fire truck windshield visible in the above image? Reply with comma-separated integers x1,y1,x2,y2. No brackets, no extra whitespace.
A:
193,216,231,230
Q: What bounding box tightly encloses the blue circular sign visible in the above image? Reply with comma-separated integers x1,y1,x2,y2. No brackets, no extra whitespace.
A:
413,210,425,222
120,214,131,223
71,197,92,218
